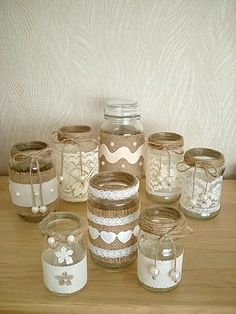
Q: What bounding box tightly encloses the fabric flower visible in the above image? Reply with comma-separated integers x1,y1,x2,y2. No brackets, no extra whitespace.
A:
55,246,73,264
55,272,73,286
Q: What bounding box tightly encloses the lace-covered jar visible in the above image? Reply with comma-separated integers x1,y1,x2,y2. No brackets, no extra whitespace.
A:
138,205,192,292
8,141,58,222
99,99,145,178
177,148,225,219
88,172,140,268
40,212,87,295
146,132,184,203
53,125,99,202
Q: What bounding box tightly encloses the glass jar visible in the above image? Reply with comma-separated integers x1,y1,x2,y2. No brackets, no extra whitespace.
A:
40,212,87,295
178,148,225,219
53,125,99,202
8,141,58,222
137,205,192,292
99,99,145,178
146,132,184,203
88,171,140,268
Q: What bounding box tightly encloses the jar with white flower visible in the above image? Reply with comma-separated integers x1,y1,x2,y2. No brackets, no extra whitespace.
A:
146,132,184,203
40,212,87,295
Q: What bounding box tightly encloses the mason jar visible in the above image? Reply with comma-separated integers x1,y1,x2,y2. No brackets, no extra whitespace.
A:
99,99,145,178
178,148,225,219
53,125,99,202
88,171,140,268
40,212,87,295
146,132,184,203
8,141,58,222
137,205,192,292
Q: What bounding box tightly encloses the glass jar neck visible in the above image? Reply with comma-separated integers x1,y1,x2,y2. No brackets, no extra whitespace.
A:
104,116,140,124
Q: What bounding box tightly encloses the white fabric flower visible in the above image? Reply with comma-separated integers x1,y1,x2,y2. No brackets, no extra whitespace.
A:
55,246,73,265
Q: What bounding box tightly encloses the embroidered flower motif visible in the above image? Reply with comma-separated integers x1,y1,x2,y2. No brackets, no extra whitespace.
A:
55,271,73,286
55,246,73,264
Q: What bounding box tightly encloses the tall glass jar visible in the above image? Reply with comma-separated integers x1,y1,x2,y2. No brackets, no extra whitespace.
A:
8,141,58,222
146,132,184,203
88,171,140,268
137,205,192,292
40,212,87,295
99,99,145,178
178,148,225,219
53,125,99,202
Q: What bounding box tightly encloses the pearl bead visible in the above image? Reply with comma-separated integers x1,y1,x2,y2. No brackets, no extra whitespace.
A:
34,192,39,197
101,161,105,166
121,164,125,168
31,206,39,214
67,234,76,244
58,176,64,183
150,266,159,280
139,161,143,166
50,188,54,193
133,142,137,147
47,237,56,247
80,175,86,182
170,269,181,283
110,142,115,147
16,192,20,197
39,206,47,213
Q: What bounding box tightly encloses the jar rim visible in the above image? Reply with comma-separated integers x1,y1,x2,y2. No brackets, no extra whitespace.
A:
148,132,183,148
57,125,92,141
104,99,140,118
10,141,51,161
40,212,84,238
184,148,225,168
139,205,188,238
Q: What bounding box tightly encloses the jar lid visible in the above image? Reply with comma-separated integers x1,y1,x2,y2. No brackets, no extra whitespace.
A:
104,99,140,118
89,171,139,200
184,148,225,168
57,125,92,141
40,212,85,239
139,205,191,239
148,132,184,149
10,141,51,161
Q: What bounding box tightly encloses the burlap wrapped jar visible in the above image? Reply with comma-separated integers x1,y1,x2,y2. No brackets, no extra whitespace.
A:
88,171,140,268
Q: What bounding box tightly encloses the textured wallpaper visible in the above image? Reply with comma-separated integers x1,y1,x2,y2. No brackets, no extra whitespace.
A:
0,0,236,177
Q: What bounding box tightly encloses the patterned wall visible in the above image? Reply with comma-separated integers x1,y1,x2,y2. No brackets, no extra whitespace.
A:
0,0,236,177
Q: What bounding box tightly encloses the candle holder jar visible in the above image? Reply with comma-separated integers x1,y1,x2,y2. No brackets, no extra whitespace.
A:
53,125,99,202
137,205,192,292
146,132,184,203
88,172,140,268
8,141,58,222
99,99,145,178
177,148,225,219
40,212,87,295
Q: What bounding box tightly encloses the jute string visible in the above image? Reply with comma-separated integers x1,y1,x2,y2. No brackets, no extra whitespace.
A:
139,206,192,281
12,148,53,209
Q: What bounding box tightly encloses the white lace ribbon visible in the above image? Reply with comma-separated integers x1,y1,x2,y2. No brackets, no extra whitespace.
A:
87,209,140,226
89,242,137,259
89,181,139,200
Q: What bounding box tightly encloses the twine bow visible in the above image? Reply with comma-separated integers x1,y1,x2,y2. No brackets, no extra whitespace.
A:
52,131,99,184
12,148,53,212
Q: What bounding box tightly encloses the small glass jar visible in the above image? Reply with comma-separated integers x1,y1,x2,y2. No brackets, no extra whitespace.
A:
40,212,87,295
53,125,99,202
8,141,58,222
178,148,225,219
88,171,140,268
146,132,184,203
99,99,145,178
137,205,192,292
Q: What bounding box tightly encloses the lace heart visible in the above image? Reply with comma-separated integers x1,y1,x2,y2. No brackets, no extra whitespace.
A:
117,230,133,243
100,231,116,244
88,226,99,239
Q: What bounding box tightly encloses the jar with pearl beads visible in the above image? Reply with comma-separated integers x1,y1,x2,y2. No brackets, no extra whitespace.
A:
40,212,87,295
146,132,184,203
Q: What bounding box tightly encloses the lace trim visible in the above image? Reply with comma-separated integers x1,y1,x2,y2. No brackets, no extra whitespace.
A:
87,209,140,226
88,182,139,200
89,242,137,259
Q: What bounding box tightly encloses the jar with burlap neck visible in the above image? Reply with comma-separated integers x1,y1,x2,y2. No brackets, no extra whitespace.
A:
146,132,184,203
8,141,58,222
177,148,225,219
40,212,87,295
137,205,192,292
99,99,145,178
87,171,140,268
53,125,99,202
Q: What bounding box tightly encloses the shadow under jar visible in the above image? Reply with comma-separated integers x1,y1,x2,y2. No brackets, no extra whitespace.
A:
8,141,58,222
53,125,98,203
177,148,225,219
88,171,140,268
146,132,184,203
137,205,192,292
40,212,87,296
